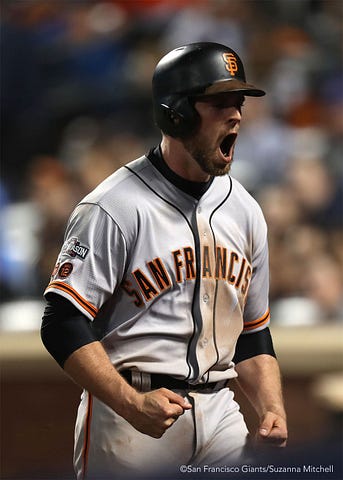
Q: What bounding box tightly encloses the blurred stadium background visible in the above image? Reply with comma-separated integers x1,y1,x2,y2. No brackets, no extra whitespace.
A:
0,0,342,478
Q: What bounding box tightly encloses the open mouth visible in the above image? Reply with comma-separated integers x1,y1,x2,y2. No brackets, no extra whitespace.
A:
219,133,237,158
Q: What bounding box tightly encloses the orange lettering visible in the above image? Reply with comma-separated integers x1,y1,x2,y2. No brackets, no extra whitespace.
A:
223,53,238,76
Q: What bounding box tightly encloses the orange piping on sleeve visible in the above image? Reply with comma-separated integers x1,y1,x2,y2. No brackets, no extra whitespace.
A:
243,308,270,332
45,281,98,318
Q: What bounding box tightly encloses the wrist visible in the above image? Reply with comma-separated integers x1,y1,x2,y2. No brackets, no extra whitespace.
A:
112,378,142,420
260,406,286,420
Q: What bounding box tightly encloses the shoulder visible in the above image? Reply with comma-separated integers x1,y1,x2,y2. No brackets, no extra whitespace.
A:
81,155,152,206
69,156,157,239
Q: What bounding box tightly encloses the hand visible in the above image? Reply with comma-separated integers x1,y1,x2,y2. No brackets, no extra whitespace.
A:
255,411,288,448
124,388,192,438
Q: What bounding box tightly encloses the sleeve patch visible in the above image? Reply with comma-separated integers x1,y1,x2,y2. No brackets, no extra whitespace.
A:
62,237,90,260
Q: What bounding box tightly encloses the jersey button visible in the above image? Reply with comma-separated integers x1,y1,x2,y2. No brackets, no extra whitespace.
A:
203,293,209,303
198,207,202,213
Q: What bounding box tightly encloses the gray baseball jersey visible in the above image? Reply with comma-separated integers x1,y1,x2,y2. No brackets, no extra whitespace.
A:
45,154,270,384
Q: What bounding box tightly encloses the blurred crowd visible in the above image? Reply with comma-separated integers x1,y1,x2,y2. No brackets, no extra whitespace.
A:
1,0,342,329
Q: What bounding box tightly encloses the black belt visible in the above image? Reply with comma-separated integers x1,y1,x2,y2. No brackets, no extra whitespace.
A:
121,370,222,392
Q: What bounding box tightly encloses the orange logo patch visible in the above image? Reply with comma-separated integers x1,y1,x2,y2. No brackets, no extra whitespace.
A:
58,262,73,278
223,53,238,76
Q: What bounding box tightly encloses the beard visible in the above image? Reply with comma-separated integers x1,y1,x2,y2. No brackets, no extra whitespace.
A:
182,133,233,177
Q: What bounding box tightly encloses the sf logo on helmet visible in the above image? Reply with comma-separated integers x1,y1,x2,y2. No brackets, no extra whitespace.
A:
222,53,238,76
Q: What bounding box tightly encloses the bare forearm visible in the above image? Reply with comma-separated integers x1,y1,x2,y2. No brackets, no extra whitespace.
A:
235,354,287,446
235,354,286,419
63,341,139,419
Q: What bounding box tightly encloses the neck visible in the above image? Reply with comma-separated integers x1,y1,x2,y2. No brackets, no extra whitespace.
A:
160,136,211,183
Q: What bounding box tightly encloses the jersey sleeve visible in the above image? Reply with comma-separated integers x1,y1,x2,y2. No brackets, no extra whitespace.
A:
44,203,127,320
242,209,270,334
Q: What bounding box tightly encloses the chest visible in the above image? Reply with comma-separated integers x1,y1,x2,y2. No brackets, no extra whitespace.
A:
122,196,253,305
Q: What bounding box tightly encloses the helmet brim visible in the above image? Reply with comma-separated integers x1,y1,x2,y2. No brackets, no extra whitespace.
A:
201,79,265,97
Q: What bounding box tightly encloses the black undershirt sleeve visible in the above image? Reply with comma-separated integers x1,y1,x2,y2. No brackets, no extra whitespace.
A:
233,327,276,364
41,293,97,368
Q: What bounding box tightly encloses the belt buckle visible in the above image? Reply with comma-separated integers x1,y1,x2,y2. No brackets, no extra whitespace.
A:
130,371,152,392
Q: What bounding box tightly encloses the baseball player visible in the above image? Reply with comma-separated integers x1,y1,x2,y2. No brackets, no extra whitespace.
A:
41,42,287,479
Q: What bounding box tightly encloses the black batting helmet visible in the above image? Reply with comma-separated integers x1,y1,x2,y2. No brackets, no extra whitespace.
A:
152,42,265,138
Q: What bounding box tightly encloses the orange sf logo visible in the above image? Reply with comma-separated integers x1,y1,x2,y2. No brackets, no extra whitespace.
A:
223,53,238,76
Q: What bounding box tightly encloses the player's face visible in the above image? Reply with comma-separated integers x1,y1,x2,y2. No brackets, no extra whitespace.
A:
183,93,243,176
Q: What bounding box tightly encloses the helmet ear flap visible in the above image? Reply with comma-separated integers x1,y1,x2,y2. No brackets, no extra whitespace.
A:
156,97,200,138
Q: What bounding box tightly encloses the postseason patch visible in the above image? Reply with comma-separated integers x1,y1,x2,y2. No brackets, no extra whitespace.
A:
62,237,89,260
